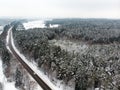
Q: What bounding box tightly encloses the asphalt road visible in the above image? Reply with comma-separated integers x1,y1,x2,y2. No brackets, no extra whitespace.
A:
7,28,52,90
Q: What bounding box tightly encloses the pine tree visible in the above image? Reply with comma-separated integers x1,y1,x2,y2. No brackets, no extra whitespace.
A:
15,68,23,87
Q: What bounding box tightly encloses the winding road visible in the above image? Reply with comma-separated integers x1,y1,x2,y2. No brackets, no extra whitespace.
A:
7,27,52,90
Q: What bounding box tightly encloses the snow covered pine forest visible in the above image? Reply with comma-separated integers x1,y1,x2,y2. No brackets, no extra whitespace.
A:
0,19,120,90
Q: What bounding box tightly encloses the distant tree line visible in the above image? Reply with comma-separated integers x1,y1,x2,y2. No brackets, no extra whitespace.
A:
46,19,120,44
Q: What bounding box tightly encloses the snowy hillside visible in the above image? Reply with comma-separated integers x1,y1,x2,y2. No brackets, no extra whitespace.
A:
0,58,18,90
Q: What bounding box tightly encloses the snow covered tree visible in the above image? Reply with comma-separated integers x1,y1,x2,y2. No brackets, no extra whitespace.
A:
15,68,23,88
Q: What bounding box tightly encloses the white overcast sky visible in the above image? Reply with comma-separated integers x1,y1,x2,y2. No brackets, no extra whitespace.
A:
0,0,120,18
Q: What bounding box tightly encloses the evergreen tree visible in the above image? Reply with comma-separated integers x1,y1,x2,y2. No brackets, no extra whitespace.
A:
15,68,23,87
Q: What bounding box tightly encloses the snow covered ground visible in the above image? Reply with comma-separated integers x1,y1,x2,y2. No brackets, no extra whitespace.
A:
49,39,88,54
0,58,18,90
49,24,59,28
6,27,13,54
23,20,46,29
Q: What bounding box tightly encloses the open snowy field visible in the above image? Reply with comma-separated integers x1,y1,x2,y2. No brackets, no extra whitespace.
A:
23,20,46,29
23,20,59,30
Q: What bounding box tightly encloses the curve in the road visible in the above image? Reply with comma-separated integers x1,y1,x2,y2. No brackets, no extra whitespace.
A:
7,28,52,90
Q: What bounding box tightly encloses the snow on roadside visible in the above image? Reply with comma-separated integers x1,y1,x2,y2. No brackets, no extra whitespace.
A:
0,58,18,90
27,71,43,90
6,27,13,54
23,20,46,30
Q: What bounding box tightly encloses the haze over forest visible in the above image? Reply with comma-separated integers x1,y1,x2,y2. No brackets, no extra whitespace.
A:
0,0,120,19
